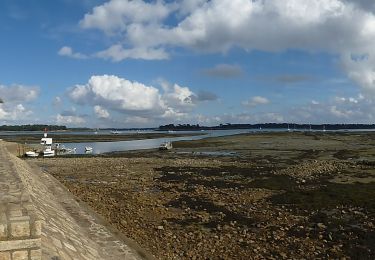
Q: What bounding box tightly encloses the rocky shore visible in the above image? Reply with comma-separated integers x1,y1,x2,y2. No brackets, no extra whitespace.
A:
33,132,375,259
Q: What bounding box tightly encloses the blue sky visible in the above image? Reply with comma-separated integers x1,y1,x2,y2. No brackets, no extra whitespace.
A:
1,0,375,127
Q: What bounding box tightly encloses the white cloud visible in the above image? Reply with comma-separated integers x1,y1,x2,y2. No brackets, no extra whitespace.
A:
95,44,168,61
58,46,87,59
0,103,33,122
162,84,195,110
0,104,9,119
94,105,110,119
56,114,86,125
68,75,199,121
80,0,171,33
242,96,270,107
69,75,164,113
0,84,39,103
75,0,375,97
53,96,62,107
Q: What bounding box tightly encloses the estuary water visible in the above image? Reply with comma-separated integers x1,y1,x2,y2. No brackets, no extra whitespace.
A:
62,129,251,154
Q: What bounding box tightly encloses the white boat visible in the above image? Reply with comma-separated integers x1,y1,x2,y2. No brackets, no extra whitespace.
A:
159,141,173,150
25,151,39,157
85,146,93,152
42,149,55,157
40,132,55,157
111,130,121,134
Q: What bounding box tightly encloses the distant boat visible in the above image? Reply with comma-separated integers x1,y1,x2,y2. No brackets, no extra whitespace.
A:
25,151,39,157
287,124,290,131
40,131,55,157
111,130,121,134
85,146,93,152
159,141,173,150
323,125,326,132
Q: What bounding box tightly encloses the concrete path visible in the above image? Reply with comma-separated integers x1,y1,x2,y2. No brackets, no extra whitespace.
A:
0,141,152,260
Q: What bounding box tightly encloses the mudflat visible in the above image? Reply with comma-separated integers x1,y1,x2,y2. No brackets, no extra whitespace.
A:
33,132,375,259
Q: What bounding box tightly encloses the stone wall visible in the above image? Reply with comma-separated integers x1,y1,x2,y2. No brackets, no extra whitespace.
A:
0,144,42,260
0,141,147,260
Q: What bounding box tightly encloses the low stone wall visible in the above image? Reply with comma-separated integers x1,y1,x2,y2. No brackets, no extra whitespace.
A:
0,144,42,260
0,141,148,260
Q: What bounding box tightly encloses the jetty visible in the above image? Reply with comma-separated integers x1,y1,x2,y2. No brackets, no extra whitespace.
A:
0,140,151,260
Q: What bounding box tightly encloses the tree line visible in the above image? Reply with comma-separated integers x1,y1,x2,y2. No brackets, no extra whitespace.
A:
0,124,67,131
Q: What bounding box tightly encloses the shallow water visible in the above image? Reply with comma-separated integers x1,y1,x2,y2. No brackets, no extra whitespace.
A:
62,129,250,154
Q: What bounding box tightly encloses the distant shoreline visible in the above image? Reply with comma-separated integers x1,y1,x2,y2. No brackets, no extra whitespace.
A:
158,123,375,131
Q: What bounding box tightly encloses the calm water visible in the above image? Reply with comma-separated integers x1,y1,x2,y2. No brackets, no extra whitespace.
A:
61,129,251,154
4,128,375,155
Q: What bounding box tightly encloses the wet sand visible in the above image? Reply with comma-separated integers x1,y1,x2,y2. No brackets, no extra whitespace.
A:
33,132,375,259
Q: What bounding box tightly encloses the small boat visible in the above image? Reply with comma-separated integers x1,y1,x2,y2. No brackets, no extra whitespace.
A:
159,141,173,150
42,149,55,157
40,130,55,157
111,130,121,134
25,151,39,157
85,146,93,152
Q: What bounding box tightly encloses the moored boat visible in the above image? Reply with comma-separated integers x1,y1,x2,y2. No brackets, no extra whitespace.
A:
25,151,39,157
159,141,173,150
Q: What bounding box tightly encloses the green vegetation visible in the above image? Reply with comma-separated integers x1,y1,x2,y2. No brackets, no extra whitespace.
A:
0,124,67,131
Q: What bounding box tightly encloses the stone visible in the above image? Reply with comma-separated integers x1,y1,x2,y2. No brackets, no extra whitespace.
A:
317,223,327,229
0,223,7,239
9,210,23,217
30,249,41,260
31,220,42,237
10,221,30,238
11,251,28,260
0,252,11,260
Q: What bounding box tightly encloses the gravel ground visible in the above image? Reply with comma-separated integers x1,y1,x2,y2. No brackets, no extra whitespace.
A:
33,132,375,259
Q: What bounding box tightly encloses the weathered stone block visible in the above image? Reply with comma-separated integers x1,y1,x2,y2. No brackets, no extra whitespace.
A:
30,249,41,260
11,250,28,260
0,223,7,239
0,251,11,260
9,209,22,217
10,221,30,238
31,220,42,237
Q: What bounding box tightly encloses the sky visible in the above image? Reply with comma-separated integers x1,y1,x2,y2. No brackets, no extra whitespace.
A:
1,0,375,128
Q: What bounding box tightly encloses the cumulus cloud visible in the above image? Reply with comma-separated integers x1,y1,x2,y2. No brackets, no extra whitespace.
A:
53,96,62,107
285,93,375,123
74,0,375,97
242,96,270,107
67,75,212,122
56,114,86,125
94,105,110,119
0,84,39,103
58,46,87,59
80,0,171,33
69,75,164,114
95,45,168,61
201,64,243,78
0,103,33,122
0,104,8,119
